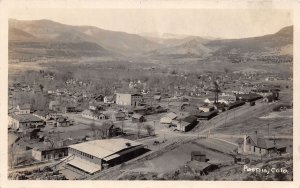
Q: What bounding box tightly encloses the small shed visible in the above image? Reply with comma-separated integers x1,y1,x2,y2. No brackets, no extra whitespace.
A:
196,110,218,120
112,112,126,121
191,151,206,162
132,113,146,123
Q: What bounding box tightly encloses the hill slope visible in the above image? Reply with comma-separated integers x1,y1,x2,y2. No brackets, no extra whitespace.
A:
9,19,163,60
9,19,293,61
143,26,292,59
207,26,293,56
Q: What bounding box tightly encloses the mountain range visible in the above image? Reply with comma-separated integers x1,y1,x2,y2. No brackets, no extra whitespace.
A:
9,19,293,60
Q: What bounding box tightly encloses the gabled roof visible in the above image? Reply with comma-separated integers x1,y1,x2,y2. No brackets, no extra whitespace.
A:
113,112,126,118
57,117,69,122
10,114,43,123
165,112,177,120
82,109,104,117
197,110,218,117
49,100,60,106
18,104,31,110
68,138,142,159
182,115,197,123
247,135,276,149
34,110,50,117
132,113,143,119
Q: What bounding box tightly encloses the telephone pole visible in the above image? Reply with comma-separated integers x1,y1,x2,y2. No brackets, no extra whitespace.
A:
267,120,270,137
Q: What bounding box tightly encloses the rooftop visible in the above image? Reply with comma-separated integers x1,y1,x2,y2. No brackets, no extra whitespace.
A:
68,138,143,159
165,112,177,120
34,110,50,117
10,114,44,123
18,104,31,110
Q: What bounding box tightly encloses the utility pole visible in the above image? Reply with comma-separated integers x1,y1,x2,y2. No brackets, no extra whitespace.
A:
153,120,156,135
224,111,228,127
267,120,270,137
234,109,236,121
121,120,124,135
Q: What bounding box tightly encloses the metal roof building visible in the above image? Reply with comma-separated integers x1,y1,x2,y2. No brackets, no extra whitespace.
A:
66,138,146,174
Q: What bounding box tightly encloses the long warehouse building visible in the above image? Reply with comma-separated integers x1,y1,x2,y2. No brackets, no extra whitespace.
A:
66,138,146,175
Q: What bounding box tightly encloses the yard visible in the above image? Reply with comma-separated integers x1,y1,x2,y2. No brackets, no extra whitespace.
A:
122,139,234,175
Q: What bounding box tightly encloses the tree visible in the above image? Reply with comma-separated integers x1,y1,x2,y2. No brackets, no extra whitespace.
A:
143,124,154,136
224,68,229,74
39,84,44,92
8,143,18,168
90,121,102,139
136,122,142,139
45,137,57,149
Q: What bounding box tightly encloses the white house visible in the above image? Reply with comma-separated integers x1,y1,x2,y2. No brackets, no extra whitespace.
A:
15,104,31,115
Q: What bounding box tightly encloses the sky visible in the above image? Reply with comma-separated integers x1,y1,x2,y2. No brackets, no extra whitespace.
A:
10,8,293,39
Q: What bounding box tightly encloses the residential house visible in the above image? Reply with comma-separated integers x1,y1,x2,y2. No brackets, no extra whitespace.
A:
196,110,218,120
263,92,279,103
56,116,70,127
154,95,161,101
198,105,215,112
32,147,68,161
24,128,41,140
149,105,167,114
49,101,61,112
186,160,217,176
33,110,50,121
100,123,119,138
160,112,177,124
203,97,216,104
237,133,287,156
104,95,115,104
191,151,207,162
132,113,146,123
62,106,77,113
89,103,104,111
15,104,31,115
132,106,148,115
82,109,106,120
94,94,104,102
112,112,126,122
8,114,44,130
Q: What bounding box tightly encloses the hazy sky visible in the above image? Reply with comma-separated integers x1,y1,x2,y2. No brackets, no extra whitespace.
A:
10,9,293,39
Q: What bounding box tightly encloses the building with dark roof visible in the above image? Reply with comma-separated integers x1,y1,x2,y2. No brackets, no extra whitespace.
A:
112,112,126,121
236,93,263,102
237,133,287,156
174,115,198,132
196,110,218,120
8,114,44,130
33,110,51,121
32,146,68,161
191,151,207,162
132,113,146,123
